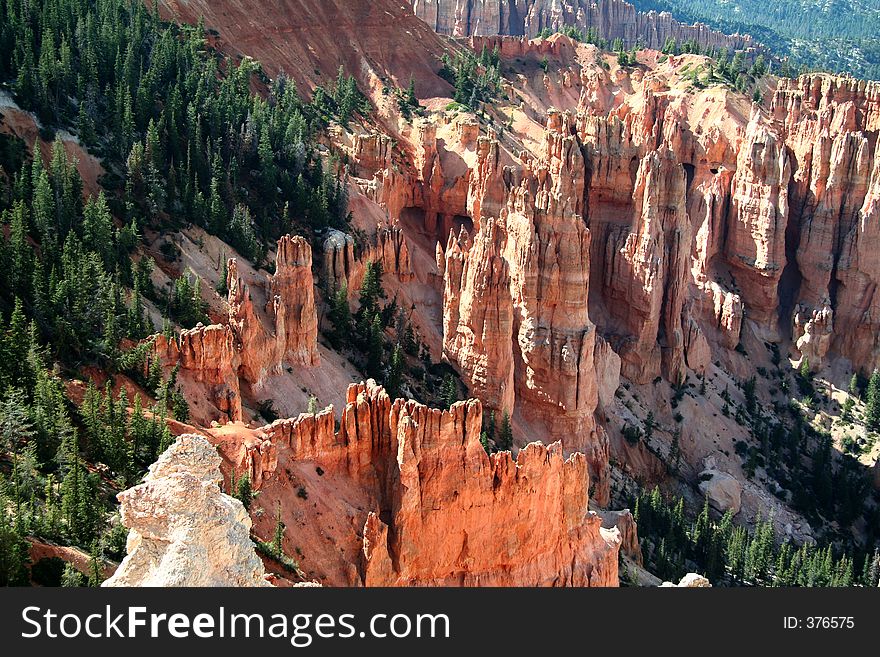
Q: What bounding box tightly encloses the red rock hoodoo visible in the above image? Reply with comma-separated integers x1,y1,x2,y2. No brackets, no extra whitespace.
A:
215,381,622,587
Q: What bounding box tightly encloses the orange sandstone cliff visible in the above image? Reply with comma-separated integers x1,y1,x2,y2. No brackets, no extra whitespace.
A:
213,381,622,587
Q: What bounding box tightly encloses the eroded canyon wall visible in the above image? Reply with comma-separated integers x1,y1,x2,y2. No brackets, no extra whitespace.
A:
348,38,880,515
219,381,622,586
410,0,764,53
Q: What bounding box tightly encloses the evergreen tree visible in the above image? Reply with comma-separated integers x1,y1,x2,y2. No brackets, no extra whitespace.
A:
848,373,861,398
441,374,458,410
865,370,880,430
498,410,514,451
328,283,352,349
60,562,85,587
386,344,404,400
0,501,29,586
272,502,285,556
235,474,253,511
366,313,385,379
358,261,385,320
644,411,656,441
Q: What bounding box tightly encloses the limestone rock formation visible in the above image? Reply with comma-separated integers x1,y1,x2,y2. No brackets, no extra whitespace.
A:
724,112,791,334
442,220,515,415
270,235,321,368
323,229,357,292
153,325,242,423
104,434,270,587
602,509,642,566
594,336,622,411
606,146,691,383
771,75,880,369
661,573,712,587
437,111,610,503
217,381,623,587
698,469,743,515
228,234,320,385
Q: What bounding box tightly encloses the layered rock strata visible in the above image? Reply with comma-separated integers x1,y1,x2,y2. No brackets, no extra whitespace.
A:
410,0,764,54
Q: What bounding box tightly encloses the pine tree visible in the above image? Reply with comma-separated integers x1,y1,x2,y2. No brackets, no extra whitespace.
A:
406,76,418,109
328,283,352,349
272,502,285,556
358,261,385,319
864,549,879,587
366,313,385,379
669,428,682,474
236,473,253,511
0,387,35,452
86,542,103,587
486,410,497,444
865,370,880,430
743,376,757,415
849,373,861,398
644,411,655,441
61,562,85,587
498,411,514,451
799,357,812,381
0,501,29,586
441,374,458,410
386,344,404,400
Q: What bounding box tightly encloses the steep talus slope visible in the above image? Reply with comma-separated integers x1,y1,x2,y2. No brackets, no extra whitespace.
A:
161,0,454,96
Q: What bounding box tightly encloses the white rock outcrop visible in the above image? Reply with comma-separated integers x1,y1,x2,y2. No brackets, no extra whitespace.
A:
698,469,743,515
661,573,712,587
103,434,270,587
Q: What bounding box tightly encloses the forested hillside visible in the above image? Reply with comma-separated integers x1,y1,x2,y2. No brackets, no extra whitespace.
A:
0,0,359,585
631,0,880,79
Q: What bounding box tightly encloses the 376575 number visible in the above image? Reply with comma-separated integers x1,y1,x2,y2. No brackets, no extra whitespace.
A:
805,617,854,629
784,616,855,629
